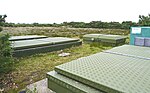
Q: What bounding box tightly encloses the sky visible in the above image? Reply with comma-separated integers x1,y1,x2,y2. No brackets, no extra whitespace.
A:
0,0,150,23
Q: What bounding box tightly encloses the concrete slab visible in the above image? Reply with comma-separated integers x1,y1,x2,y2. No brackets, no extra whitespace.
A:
26,78,55,93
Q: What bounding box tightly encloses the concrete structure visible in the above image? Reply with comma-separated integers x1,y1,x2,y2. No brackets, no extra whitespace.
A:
10,36,81,57
83,34,126,46
47,45,150,93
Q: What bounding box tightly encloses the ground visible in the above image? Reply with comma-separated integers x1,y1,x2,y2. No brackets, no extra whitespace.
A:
0,27,129,93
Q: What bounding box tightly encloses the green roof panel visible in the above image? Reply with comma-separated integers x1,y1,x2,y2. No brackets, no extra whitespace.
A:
55,52,150,93
105,45,150,59
11,37,82,57
11,39,53,50
83,34,126,45
38,37,79,44
47,71,103,93
13,41,82,57
11,37,80,50
83,34,103,38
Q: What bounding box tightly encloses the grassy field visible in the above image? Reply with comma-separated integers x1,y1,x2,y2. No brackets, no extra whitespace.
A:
0,27,129,92
2,27,129,37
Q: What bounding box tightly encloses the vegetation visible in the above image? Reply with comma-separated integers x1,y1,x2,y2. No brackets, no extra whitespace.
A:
3,21,136,29
0,15,14,93
0,15,7,32
0,27,2,32
0,34,13,74
2,27,129,37
0,34,12,57
0,14,13,75
0,15,7,23
61,21,136,29
139,14,150,26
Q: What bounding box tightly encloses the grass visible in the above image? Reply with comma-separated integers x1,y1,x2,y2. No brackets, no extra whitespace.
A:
1,44,112,92
0,27,129,92
2,27,129,37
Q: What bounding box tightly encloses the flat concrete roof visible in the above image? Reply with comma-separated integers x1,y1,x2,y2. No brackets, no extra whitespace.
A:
11,37,80,50
55,48,150,93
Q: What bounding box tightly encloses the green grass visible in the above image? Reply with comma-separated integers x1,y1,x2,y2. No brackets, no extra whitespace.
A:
2,44,111,92
0,27,129,92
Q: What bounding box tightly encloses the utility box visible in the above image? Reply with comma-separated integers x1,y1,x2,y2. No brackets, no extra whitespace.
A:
145,38,150,47
134,37,145,46
130,27,150,46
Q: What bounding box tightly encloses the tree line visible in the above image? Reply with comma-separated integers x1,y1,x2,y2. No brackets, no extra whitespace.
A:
0,14,150,29
0,21,136,29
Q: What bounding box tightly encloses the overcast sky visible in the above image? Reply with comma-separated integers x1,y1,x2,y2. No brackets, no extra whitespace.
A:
1,0,150,23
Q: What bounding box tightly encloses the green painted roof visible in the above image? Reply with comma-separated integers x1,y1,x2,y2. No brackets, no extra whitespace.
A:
9,35,47,41
83,34,103,38
105,45,150,59
55,52,150,93
98,34,126,40
83,34,126,40
83,34,126,45
38,37,79,44
47,71,103,93
13,41,81,57
11,37,80,50
11,39,53,50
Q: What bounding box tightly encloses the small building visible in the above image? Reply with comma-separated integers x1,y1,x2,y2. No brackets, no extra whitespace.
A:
10,35,82,57
83,34,126,46
130,27,150,46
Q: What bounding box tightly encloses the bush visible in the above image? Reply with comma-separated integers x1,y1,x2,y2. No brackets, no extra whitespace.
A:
0,34,13,74
0,34,12,57
0,27,2,32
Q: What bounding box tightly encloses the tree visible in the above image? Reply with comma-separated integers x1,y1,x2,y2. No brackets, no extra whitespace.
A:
0,14,7,23
138,14,150,26
0,14,7,32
